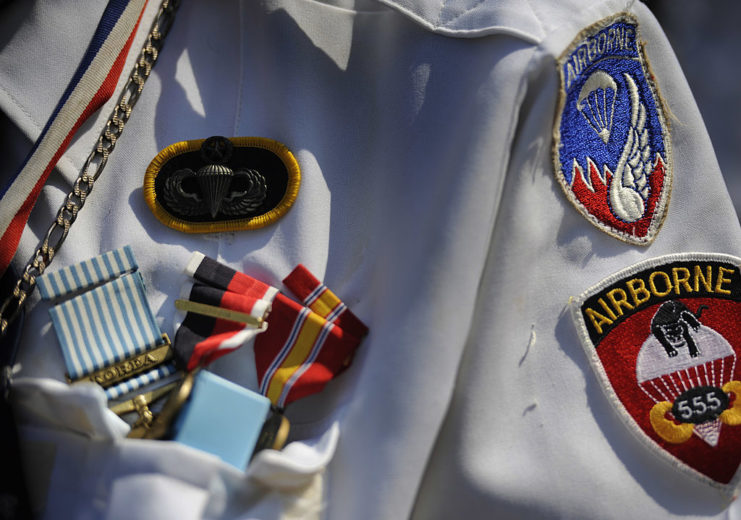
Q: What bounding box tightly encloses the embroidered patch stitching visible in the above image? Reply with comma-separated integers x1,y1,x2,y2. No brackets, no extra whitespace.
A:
571,253,741,493
143,136,300,233
553,13,672,245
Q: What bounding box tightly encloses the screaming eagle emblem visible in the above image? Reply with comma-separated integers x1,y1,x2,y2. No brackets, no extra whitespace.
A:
572,254,741,493
553,14,671,245
144,136,300,233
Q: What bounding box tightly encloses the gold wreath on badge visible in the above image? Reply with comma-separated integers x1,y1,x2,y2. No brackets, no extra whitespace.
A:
649,380,741,444
143,136,300,233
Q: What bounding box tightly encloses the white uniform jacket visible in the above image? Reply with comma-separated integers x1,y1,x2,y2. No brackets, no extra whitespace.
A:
1,0,740,518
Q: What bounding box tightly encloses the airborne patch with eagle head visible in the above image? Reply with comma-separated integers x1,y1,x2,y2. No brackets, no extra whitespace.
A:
572,254,741,493
553,13,671,245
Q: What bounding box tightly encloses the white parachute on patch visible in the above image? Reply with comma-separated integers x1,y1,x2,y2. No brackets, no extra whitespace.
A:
577,70,617,144
636,325,736,447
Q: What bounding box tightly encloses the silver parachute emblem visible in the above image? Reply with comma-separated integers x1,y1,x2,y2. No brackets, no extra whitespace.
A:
163,165,267,219
197,164,235,218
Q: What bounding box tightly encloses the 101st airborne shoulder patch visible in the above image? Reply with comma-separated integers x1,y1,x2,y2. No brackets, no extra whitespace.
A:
553,14,671,245
572,254,741,492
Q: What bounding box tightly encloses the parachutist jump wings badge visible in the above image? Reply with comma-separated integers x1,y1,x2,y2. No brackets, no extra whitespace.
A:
572,254,741,493
553,14,671,245
164,164,267,219
144,136,300,233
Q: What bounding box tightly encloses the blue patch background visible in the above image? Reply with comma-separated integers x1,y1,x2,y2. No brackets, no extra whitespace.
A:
558,21,667,185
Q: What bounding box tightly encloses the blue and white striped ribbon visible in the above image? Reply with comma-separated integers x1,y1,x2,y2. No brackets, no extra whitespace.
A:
38,246,138,300
49,271,163,380
105,362,178,400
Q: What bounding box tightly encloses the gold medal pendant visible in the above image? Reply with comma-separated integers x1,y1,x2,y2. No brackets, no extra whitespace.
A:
144,136,300,233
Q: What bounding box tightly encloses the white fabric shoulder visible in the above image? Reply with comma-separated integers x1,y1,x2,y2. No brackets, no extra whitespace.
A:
376,0,632,40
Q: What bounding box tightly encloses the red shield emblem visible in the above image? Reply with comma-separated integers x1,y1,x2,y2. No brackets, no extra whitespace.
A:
572,254,741,492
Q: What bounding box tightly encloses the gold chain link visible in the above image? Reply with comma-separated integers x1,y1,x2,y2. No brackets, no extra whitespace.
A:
0,0,181,337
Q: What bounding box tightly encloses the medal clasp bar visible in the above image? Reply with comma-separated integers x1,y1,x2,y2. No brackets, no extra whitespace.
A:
68,334,173,389
174,299,264,327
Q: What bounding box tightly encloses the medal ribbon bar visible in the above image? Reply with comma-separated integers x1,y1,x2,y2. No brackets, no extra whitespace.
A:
39,247,174,389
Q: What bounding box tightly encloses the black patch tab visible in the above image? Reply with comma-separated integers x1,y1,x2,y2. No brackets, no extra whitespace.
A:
581,259,741,346
144,136,300,233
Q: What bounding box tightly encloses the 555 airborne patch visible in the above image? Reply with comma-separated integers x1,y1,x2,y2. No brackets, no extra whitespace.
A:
553,14,671,245
572,254,741,493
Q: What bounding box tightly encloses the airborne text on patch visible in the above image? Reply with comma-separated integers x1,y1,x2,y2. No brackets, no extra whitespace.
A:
564,24,635,89
583,262,739,341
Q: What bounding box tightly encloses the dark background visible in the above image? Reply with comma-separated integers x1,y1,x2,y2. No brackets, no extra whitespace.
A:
646,0,741,214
